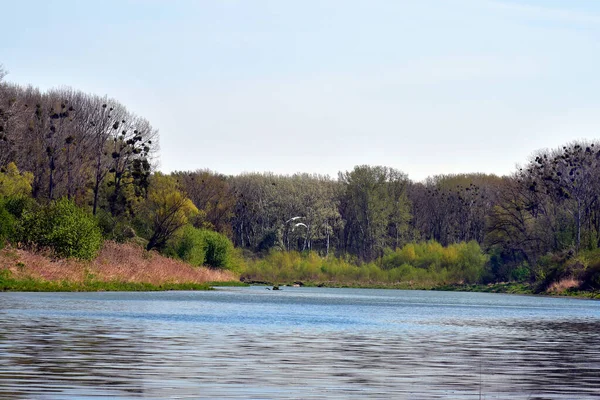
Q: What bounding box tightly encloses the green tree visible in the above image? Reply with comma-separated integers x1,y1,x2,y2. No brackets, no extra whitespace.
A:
140,173,199,251
173,170,235,236
0,162,33,197
339,165,410,260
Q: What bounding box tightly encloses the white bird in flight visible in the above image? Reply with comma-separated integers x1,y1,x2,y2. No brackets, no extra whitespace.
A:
292,222,308,231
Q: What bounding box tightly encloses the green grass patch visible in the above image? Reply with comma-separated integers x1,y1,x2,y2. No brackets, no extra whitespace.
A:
0,268,213,292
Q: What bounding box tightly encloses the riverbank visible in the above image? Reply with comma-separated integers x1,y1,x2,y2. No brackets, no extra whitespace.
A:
0,241,242,292
243,279,600,299
434,282,600,299
2,243,597,298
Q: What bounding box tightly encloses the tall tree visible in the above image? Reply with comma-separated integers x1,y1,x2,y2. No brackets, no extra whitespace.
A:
107,115,157,217
339,165,410,261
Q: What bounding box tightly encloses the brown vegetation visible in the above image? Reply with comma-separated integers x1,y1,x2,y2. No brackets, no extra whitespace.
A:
547,278,581,294
0,241,236,285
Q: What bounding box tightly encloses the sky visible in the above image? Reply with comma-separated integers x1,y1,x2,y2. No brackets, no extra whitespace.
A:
2,0,600,181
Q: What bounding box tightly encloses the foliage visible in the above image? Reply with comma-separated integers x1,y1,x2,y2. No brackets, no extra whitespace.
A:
339,165,411,260
5,72,600,294
167,225,207,267
202,229,235,269
381,240,487,283
173,170,235,236
1,195,36,219
166,225,238,270
0,195,37,249
138,173,198,251
581,261,600,290
0,202,16,248
409,173,502,246
18,198,103,260
0,163,33,197
242,240,487,287
96,209,137,242
229,172,342,255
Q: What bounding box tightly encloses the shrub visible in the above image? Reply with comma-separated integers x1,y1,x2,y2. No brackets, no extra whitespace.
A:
510,263,530,282
18,198,103,260
166,226,237,270
581,261,600,290
168,225,207,267
0,203,15,248
380,240,487,284
96,210,137,242
2,195,36,219
201,229,235,270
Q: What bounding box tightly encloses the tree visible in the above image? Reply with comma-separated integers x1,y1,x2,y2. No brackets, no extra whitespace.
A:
173,170,235,236
339,165,411,261
88,99,124,214
526,142,600,252
140,173,198,251
0,83,27,168
289,174,342,255
0,162,33,197
486,176,545,273
106,115,156,217
229,173,281,250
409,174,503,246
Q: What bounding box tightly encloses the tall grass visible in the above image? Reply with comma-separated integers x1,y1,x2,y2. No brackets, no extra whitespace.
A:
0,241,238,291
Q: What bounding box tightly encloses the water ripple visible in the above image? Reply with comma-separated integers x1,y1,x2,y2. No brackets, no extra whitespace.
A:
1,288,599,399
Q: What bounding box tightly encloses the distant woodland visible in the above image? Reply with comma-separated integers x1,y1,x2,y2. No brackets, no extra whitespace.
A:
2,67,600,292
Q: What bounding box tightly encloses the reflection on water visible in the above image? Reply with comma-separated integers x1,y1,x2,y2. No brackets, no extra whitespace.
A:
1,288,599,399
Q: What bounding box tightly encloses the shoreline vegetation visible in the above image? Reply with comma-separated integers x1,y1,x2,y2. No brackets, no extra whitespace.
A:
2,71,600,299
0,242,242,292
1,242,597,299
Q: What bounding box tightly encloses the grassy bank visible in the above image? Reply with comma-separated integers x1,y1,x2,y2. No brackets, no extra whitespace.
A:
0,270,212,292
0,241,241,292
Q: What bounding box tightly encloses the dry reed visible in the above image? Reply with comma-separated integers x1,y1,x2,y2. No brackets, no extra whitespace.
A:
547,277,581,294
1,241,237,285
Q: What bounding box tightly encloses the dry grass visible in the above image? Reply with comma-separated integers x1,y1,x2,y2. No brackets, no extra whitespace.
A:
0,241,237,285
547,277,581,294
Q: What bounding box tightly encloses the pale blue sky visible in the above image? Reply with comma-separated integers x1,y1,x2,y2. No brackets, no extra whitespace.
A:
2,0,599,180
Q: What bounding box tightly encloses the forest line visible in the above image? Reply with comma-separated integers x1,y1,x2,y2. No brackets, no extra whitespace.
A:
1,71,599,293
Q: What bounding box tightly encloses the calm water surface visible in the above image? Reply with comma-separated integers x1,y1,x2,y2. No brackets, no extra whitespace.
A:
1,287,599,399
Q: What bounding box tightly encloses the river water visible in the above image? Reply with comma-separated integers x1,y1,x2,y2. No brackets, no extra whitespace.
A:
0,287,599,399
